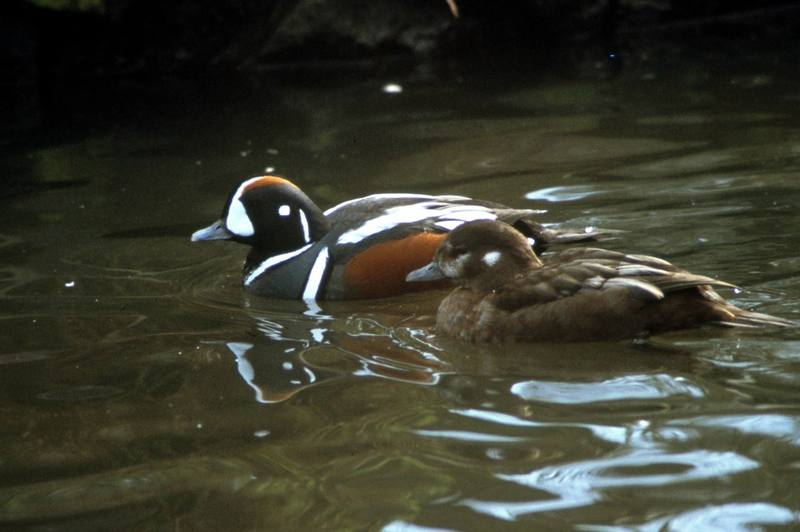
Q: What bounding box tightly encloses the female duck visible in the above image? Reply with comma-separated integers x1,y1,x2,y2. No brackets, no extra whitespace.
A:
406,220,793,342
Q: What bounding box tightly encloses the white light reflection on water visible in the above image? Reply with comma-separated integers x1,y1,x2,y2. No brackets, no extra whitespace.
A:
413,430,526,443
671,413,800,446
510,373,704,404
525,185,601,202
453,408,628,445
636,502,799,531
382,520,456,532
460,450,759,520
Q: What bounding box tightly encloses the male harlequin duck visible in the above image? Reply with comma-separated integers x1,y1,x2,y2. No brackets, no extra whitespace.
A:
191,175,609,300
406,220,794,342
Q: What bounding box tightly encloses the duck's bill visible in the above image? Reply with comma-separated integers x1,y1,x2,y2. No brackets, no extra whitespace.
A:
191,219,233,242
406,261,445,282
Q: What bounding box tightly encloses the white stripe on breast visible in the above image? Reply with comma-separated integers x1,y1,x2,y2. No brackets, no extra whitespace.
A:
244,244,313,286
302,247,330,300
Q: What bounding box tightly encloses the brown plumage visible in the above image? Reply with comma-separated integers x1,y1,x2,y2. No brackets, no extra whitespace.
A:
406,221,794,343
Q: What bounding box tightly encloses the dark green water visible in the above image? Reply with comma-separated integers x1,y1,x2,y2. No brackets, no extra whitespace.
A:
2,60,800,530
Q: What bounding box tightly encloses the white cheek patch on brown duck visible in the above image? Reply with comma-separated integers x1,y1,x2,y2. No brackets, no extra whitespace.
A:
441,252,471,278
482,251,501,267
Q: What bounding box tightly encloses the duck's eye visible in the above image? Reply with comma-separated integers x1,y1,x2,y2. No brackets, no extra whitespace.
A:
450,245,468,257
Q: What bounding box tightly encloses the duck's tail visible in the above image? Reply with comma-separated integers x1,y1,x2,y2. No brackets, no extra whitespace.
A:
716,307,797,328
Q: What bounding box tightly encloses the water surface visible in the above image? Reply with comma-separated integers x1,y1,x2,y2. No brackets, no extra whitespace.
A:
2,61,800,530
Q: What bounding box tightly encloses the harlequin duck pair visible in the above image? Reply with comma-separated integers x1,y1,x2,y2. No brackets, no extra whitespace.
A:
406,220,794,341
193,175,793,341
192,175,605,299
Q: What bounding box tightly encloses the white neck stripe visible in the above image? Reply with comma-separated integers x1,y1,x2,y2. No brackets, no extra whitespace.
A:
299,209,311,243
303,247,330,301
244,244,313,286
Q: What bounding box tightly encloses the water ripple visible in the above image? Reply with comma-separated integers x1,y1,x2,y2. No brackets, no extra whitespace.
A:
510,373,704,404
671,414,800,446
638,502,799,531
452,408,704,450
461,449,759,519
414,429,526,443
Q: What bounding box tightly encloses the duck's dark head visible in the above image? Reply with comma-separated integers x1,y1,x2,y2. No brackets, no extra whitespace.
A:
406,221,542,291
191,176,331,255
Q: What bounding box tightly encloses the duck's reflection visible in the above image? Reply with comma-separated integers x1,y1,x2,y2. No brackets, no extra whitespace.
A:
225,298,447,403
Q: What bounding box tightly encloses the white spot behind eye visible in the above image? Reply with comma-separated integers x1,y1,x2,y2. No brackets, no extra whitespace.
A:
227,197,254,237
482,251,501,267
278,204,291,216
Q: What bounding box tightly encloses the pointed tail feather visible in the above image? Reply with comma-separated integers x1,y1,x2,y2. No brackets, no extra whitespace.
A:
716,308,797,328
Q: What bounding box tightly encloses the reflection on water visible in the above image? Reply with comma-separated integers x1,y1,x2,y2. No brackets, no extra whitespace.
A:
213,298,449,403
2,60,800,529
463,450,758,517
510,373,704,404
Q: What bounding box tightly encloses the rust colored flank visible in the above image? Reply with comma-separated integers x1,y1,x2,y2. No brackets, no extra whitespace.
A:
344,232,448,297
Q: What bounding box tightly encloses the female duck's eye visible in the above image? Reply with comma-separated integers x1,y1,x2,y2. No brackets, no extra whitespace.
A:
450,245,468,257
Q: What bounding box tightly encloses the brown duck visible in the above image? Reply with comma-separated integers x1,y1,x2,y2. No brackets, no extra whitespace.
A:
406,220,793,342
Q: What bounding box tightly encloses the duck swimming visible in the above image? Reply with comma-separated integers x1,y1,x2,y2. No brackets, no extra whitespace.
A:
406,220,793,342
191,175,612,299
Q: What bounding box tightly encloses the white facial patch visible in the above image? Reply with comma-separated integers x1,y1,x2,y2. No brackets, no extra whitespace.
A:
441,252,471,279
278,204,291,216
482,250,501,267
225,177,266,237
226,196,254,237
337,201,497,245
